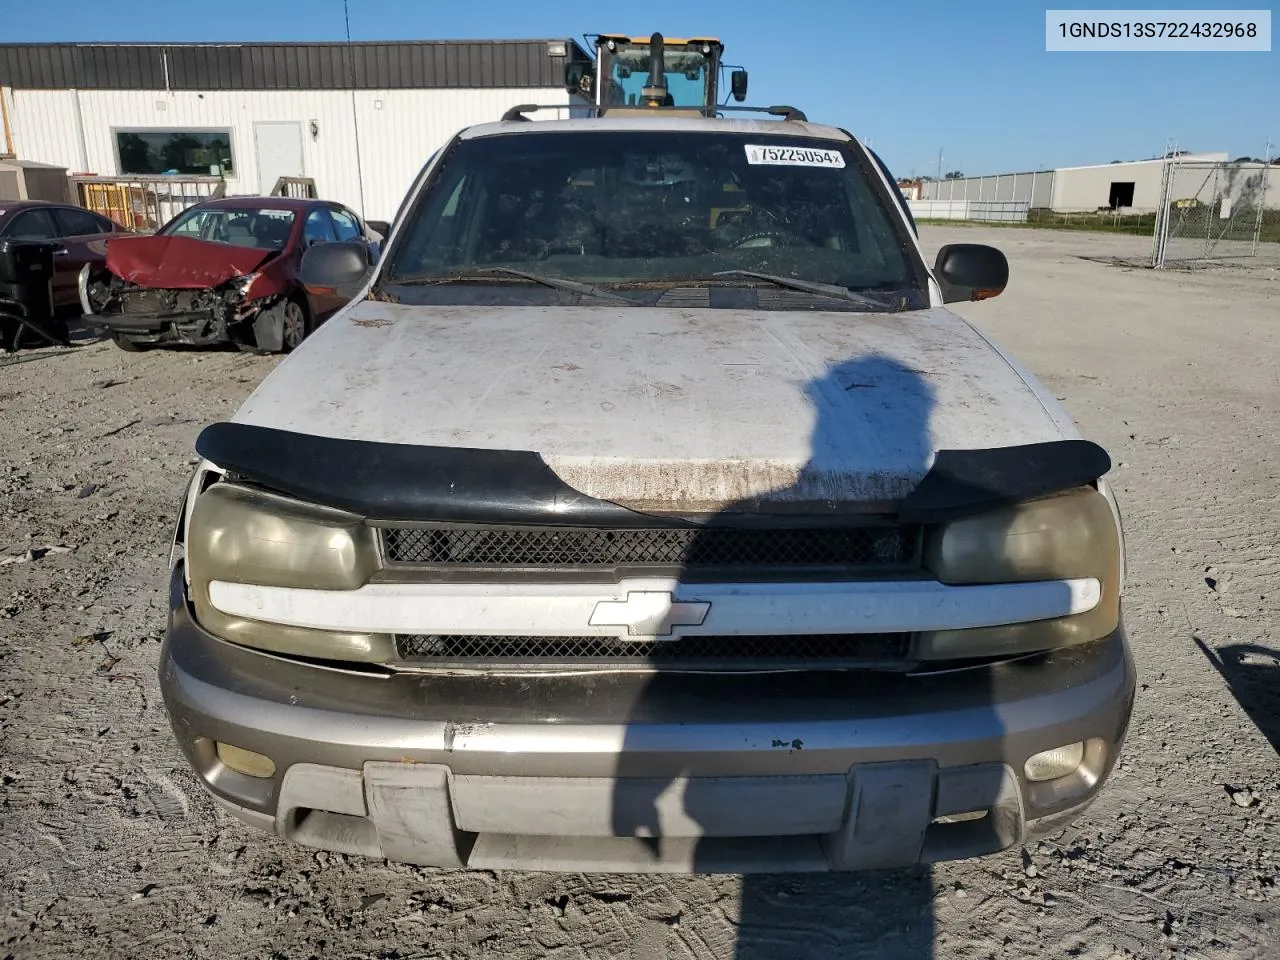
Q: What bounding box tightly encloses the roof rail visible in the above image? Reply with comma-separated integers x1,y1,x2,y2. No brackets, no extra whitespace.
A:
501,103,540,121
706,104,807,121
500,103,808,122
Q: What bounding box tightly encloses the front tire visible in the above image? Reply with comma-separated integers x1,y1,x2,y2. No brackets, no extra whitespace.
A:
111,334,148,353
280,298,309,353
252,298,310,354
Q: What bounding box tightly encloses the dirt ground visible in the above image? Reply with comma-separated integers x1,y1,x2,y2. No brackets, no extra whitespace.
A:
1,226,1277,960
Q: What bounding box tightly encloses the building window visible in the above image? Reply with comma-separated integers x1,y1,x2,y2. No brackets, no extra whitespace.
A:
115,129,235,177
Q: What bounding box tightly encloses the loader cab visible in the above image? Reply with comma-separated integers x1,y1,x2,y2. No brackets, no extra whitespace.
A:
568,32,749,114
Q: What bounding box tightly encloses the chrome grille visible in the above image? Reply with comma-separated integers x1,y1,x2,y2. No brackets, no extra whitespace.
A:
381,524,919,576
394,633,912,670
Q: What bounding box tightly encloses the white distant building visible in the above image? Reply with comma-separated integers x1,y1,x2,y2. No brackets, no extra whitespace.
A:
896,178,924,201
920,152,1278,213
0,40,591,221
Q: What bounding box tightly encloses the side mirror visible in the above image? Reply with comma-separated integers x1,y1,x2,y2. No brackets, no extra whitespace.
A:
934,243,1008,303
301,240,373,300
730,69,749,102
365,220,390,238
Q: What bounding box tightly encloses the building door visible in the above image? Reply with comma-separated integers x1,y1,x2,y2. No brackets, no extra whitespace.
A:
254,122,305,195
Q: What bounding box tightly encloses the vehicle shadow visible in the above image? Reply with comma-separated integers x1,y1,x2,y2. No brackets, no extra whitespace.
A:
1195,637,1280,753
610,354,998,957
63,315,110,344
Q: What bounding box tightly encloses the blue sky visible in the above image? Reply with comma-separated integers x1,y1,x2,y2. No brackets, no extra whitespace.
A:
5,0,1276,176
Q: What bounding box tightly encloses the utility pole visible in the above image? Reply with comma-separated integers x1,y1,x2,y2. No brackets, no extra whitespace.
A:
343,0,368,218
937,148,943,181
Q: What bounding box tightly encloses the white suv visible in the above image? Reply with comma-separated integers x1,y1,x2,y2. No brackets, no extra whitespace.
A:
159,111,1134,873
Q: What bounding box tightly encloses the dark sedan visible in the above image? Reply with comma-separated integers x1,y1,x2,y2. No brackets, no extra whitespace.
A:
0,200,129,317
81,196,384,353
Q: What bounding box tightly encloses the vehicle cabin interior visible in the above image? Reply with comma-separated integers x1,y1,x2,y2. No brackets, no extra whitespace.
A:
171,209,296,251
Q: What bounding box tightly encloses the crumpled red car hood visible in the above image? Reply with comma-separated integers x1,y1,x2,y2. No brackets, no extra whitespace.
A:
105,235,276,289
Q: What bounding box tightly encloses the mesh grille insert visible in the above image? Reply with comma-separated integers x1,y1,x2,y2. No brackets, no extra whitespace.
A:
382,525,918,571
395,633,911,668
121,289,204,316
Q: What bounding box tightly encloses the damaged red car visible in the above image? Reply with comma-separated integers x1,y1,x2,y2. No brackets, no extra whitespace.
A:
81,197,384,353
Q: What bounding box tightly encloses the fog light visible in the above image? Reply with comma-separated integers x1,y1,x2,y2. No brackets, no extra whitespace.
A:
1024,742,1085,782
216,742,277,779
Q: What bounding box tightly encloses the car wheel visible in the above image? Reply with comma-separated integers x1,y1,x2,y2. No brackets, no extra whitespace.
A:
253,299,310,354
111,334,149,353
280,299,309,353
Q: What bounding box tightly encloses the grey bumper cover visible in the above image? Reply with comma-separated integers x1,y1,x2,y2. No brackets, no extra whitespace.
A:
83,310,231,346
160,570,1136,873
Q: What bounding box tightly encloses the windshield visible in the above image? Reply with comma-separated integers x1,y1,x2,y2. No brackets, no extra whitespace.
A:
161,207,297,250
604,48,711,108
384,131,923,297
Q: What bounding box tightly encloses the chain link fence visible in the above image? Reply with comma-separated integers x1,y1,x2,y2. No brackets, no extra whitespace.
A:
1152,158,1275,267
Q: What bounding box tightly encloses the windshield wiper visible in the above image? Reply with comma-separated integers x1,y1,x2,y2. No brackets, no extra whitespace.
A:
390,267,631,303
709,270,896,309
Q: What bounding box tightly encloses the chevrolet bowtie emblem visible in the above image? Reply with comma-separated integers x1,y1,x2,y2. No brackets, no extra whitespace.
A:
589,591,710,637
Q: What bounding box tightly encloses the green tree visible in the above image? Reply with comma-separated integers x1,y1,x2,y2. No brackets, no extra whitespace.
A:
117,133,152,174
161,134,202,173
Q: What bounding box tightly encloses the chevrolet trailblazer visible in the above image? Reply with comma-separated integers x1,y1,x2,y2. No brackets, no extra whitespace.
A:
158,105,1134,873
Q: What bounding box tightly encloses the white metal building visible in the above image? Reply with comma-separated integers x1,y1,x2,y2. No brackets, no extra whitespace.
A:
919,153,1279,214
1048,156,1229,211
0,40,591,221
920,169,1056,208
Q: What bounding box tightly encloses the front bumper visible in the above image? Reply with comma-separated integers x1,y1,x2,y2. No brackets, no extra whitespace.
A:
82,311,232,347
160,568,1136,873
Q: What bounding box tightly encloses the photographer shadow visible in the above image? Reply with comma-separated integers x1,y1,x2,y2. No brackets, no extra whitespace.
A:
1196,638,1280,754
610,355,983,958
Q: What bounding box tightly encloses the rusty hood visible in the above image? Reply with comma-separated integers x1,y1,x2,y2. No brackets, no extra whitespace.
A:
229,301,1079,512
105,235,275,289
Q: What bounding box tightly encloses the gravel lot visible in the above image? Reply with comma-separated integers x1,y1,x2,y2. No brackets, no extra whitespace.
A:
1,226,1277,960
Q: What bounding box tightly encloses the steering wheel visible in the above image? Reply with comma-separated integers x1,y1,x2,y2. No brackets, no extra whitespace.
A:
730,232,790,250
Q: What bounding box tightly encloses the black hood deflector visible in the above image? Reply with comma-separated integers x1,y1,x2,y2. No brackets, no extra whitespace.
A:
196,421,657,526
897,440,1112,523
195,422,1110,526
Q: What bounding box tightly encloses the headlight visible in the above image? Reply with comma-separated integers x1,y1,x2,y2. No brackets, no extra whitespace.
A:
186,482,393,662
1096,476,1126,595
234,272,262,297
916,486,1121,659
